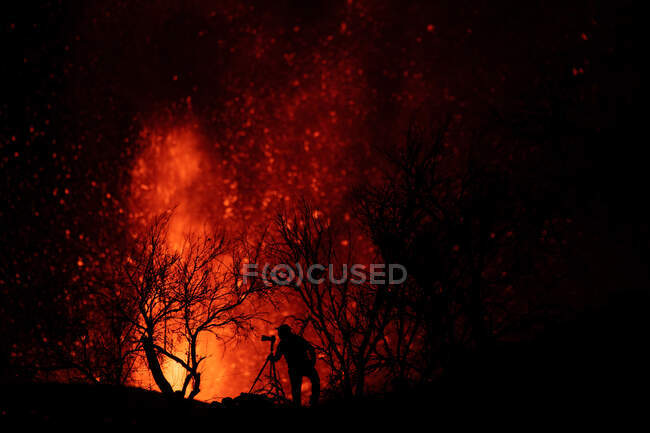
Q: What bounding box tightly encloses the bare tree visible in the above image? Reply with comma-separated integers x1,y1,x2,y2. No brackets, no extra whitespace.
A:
113,212,269,399
119,212,181,395
167,229,268,399
357,117,571,380
270,201,394,398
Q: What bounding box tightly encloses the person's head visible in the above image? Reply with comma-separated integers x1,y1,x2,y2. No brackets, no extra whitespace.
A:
277,324,292,339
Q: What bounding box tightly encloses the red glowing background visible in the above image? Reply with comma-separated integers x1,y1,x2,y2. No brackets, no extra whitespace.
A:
10,0,634,404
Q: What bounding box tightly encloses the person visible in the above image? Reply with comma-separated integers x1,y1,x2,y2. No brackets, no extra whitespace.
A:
268,324,320,407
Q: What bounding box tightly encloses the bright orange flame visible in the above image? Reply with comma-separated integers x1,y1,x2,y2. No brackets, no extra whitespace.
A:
129,127,211,247
127,123,291,400
125,50,378,398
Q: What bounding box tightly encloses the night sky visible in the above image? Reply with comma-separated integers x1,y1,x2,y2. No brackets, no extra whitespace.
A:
5,0,647,402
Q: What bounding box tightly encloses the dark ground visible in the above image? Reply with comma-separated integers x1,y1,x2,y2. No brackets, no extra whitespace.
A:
2,288,646,423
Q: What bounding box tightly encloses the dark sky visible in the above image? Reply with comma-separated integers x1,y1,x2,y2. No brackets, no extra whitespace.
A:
13,0,644,285
3,0,647,396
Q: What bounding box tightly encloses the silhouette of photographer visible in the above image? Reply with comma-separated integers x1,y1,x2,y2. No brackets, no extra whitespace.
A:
268,324,320,407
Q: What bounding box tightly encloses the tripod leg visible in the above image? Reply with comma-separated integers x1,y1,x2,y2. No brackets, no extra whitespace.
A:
269,361,285,399
249,358,270,393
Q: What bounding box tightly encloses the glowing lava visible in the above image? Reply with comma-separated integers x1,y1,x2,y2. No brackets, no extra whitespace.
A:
129,126,216,247
126,121,290,400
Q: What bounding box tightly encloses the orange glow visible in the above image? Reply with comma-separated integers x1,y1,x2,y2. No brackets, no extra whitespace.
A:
123,48,382,400
129,127,211,248
126,122,297,400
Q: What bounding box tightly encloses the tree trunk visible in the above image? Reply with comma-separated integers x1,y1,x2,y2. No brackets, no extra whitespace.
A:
142,336,174,395
187,373,201,400
470,269,487,349
342,371,353,399
469,214,490,350
354,367,366,398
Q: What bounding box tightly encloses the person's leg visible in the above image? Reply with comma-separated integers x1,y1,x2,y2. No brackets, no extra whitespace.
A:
308,368,320,406
289,371,302,407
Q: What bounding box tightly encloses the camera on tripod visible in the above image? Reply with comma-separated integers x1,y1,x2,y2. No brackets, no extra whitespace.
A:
249,334,284,398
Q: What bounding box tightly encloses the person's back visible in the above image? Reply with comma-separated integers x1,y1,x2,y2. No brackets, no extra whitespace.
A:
270,324,319,406
278,333,314,372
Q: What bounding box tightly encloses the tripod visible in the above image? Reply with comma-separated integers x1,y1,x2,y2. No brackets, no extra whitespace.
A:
249,336,286,401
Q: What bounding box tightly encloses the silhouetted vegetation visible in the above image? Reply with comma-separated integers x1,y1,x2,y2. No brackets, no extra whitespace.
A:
271,202,395,397
356,116,574,382
3,0,646,419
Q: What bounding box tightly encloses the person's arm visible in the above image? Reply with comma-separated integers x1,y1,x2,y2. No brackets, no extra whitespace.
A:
268,342,283,362
306,340,316,366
